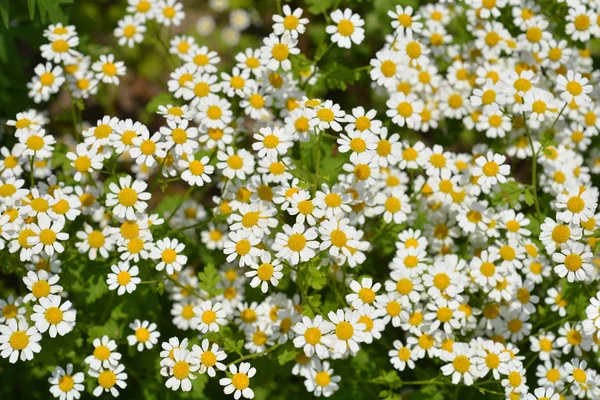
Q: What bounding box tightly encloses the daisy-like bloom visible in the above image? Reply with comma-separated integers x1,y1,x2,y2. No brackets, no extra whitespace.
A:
327,309,365,354
372,189,411,224
556,70,593,107
66,143,104,182
473,340,511,380
127,319,160,351
105,175,151,220
441,342,479,385
160,348,200,392
89,363,127,397
539,217,582,254
19,129,56,159
130,129,167,167
470,79,506,114
370,49,404,87
422,257,464,299
552,241,593,282
261,33,299,72
388,5,422,35
22,270,62,303
0,318,42,363
85,336,122,370
196,94,233,129
469,250,504,287
293,315,334,359
155,0,184,27
525,387,560,400
219,362,256,399
305,360,341,397
28,214,69,257
40,33,80,64
395,32,430,68
252,126,292,159
193,300,227,333
246,251,283,293
152,237,188,275
346,277,381,308
75,224,113,260
179,155,214,187
310,100,346,132
272,223,320,266
386,93,424,128
127,0,156,22
192,339,227,377
314,184,352,218
319,217,360,259
48,363,85,400
0,295,25,324
160,119,199,156
326,8,365,48
523,89,559,123
28,63,65,103
389,340,417,372
530,331,560,361
223,230,261,267
564,358,594,396
106,261,140,295
114,15,146,48
91,54,126,85
30,294,76,338
472,151,510,188
555,184,598,225
272,5,308,38
217,147,255,180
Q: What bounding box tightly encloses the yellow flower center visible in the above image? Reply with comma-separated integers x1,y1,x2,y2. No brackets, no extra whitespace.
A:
271,43,290,61
335,321,354,341
118,187,138,207
9,330,29,350
337,19,355,36
287,233,307,251
453,355,471,374
135,327,150,342
98,370,117,389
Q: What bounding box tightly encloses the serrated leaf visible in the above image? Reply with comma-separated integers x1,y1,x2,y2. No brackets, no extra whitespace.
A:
277,347,297,365
198,263,221,296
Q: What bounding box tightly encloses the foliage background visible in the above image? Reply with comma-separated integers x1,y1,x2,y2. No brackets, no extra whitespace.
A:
1,0,599,399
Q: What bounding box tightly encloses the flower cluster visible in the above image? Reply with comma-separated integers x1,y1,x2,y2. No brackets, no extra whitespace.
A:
2,0,600,399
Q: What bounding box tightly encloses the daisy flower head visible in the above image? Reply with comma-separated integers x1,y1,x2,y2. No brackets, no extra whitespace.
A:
40,34,80,64
89,363,128,397
22,269,62,303
0,317,42,363
106,261,140,295
130,130,167,168
48,363,85,400
114,15,146,48
160,348,200,392
346,277,381,308
223,229,262,267
272,5,309,38
30,294,76,338
160,119,199,156
326,8,365,49
556,70,593,107
84,335,122,370
0,295,25,324
310,100,346,132
552,241,593,282
472,151,510,188
304,360,341,397
127,0,156,22
246,251,284,293
272,223,320,266
105,175,151,220
386,93,424,129
216,147,255,180
555,183,598,224
192,338,227,377
252,126,292,159
388,6,422,35
28,214,69,257
219,362,256,399
156,0,185,27
127,319,160,351
193,300,227,333
179,155,214,187
66,143,104,182
292,315,334,359
28,63,65,103
92,54,126,85
441,342,479,386
152,237,188,275
261,33,300,71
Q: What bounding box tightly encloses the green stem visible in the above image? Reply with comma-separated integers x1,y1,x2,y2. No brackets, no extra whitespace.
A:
165,185,194,225
312,132,323,196
522,112,541,218
226,343,281,367
29,155,35,187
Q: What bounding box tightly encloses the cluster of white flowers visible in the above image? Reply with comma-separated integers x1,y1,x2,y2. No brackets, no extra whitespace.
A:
3,0,600,399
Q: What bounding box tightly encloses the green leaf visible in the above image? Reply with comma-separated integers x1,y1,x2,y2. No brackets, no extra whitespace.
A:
146,92,179,113
308,264,328,290
0,2,9,29
198,264,222,297
304,0,336,15
323,62,360,91
223,338,244,357
369,370,402,388
156,281,165,295
523,188,535,206
277,347,297,365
